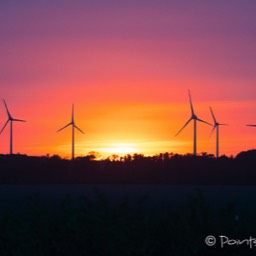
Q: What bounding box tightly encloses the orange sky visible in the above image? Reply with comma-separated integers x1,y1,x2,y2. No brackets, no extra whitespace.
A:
0,1,256,158
0,83,255,158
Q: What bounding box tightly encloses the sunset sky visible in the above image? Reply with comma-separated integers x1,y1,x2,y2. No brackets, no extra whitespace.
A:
0,0,256,158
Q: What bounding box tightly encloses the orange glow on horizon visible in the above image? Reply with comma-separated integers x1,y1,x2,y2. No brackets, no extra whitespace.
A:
0,93,254,159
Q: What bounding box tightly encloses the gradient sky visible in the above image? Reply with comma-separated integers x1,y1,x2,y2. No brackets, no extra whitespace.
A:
0,0,256,158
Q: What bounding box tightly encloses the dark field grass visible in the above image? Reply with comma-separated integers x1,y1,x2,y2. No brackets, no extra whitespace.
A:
1,151,256,254
1,188,256,255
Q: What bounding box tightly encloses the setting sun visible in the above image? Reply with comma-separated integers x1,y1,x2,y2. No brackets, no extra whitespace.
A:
100,143,138,156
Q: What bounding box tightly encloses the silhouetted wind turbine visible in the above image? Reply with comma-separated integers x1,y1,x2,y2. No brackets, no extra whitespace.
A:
0,99,26,155
57,104,84,160
175,90,211,156
209,106,227,158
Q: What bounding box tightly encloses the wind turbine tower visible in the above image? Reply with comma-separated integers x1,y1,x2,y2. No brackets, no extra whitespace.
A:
209,107,227,158
57,104,84,160
175,90,211,156
0,99,26,155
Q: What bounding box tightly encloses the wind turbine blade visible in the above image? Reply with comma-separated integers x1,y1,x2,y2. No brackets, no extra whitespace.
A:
13,118,26,122
209,106,217,124
246,124,256,127
57,123,72,132
175,118,192,136
197,118,212,126
0,120,9,134
209,126,216,137
219,123,228,126
74,125,85,134
71,104,74,123
188,90,195,115
3,99,12,119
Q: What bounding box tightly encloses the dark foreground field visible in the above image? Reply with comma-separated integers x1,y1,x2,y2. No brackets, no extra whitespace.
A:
1,187,256,255
1,150,256,255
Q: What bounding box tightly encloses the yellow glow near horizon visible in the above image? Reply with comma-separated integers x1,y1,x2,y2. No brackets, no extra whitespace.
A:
74,139,186,159
100,143,139,156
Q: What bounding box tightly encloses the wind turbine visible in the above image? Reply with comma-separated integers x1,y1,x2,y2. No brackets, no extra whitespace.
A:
175,90,211,156
0,99,26,155
209,106,227,158
57,104,84,160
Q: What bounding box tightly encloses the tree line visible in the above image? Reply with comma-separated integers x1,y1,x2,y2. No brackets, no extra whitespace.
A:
0,149,255,184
